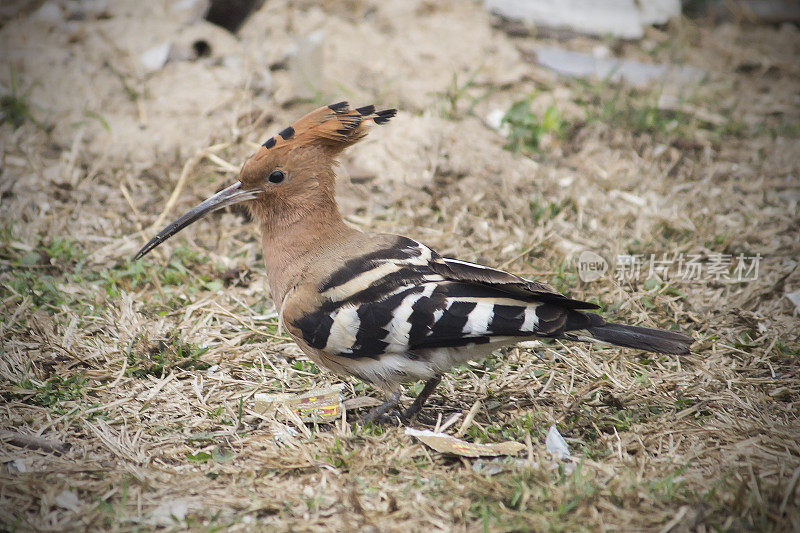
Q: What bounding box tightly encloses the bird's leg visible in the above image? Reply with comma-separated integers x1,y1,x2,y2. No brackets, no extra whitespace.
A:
403,375,442,420
363,389,402,425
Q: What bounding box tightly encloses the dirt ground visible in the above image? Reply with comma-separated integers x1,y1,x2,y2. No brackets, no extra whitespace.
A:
1,0,799,531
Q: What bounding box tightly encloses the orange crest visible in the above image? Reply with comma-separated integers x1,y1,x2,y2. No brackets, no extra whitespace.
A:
259,102,396,154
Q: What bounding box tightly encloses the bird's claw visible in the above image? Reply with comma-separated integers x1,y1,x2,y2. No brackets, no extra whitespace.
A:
363,407,404,426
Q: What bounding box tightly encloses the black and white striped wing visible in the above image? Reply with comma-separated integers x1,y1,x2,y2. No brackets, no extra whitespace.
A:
292,236,597,360
294,280,554,359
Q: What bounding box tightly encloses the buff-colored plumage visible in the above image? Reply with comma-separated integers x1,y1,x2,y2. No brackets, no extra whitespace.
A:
237,103,395,307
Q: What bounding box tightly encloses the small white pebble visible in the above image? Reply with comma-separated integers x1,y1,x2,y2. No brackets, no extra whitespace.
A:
55,490,80,511
546,425,571,459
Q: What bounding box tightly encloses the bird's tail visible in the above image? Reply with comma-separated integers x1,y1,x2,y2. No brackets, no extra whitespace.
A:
586,322,692,355
562,310,692,355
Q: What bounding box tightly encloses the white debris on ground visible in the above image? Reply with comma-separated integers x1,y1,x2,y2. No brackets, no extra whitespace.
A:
143,499,190,527
268,421,300,447
54,489,80,511
546,425,571,460
485,0,681,39
140,42,173,73
485,108,511,136
535,46,705,87
405,428,526,457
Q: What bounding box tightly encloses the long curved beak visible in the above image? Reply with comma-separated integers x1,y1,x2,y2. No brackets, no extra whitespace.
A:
134,181,259,260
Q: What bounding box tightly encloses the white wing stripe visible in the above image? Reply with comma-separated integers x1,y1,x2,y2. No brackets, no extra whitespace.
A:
322,261,402,301
443,257,493,270
384,284,436,351
521,305,539,332
324,304,361,353
463,301,495,335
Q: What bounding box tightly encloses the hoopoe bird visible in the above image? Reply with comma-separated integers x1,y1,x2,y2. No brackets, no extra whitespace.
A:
135,102,693,423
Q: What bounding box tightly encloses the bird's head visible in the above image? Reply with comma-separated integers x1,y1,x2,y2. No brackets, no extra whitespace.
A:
134,102,396,260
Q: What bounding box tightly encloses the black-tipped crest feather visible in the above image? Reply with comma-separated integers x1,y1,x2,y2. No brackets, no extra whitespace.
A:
258,102,396,153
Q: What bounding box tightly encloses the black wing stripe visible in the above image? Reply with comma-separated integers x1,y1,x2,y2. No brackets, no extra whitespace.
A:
293,311,334,349
488,304,527,335
407,291,444,348
533,303,568,336
319,236,423,292
428,301,477,340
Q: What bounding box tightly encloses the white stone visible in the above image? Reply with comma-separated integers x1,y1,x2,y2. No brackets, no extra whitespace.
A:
54,490,80,511
546,425,571,459
536,46,705,87
146,500,189,526
485,0,681,39
140,42,172,73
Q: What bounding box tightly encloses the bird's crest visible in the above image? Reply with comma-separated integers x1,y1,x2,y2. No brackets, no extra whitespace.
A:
259,102,396,154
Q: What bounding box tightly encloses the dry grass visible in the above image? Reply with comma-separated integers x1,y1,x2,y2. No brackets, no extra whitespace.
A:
1,1,799,531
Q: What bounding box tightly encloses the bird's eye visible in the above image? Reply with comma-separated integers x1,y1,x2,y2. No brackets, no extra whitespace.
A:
268,170,285,184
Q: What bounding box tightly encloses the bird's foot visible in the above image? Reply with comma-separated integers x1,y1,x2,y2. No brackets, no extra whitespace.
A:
361,377,443,425
363,408,404,426
401,404,423,422
401,375,442,423
362,390,403,425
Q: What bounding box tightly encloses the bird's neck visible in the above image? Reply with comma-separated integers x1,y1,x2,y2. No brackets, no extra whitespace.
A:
257,196,354,305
